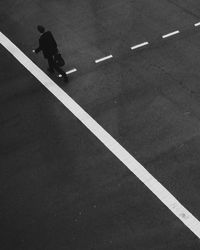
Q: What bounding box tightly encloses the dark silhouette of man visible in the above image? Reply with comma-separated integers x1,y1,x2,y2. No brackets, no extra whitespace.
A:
34,25,68,81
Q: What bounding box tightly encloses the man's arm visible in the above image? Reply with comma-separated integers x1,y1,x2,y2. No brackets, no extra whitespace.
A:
34,37,42,53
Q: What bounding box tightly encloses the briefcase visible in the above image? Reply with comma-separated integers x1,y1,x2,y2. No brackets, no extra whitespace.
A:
54,52,65,67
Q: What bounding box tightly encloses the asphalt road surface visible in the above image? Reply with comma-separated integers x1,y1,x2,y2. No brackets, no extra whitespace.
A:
1,0,200,249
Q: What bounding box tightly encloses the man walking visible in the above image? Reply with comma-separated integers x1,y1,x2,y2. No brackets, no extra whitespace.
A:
34,25,68,81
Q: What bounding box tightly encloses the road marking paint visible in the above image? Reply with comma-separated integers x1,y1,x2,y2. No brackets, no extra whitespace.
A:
194,22,200,27
58,68,78,77
131,42,149,50
1,31,200,239
162,30,180,38
95,55,113,63
66,68,77,74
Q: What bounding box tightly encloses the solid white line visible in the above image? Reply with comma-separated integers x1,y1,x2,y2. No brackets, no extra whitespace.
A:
131,42,149,50
162,30,180,38
95,55,113,63
1,31,200,239
194,22,200,27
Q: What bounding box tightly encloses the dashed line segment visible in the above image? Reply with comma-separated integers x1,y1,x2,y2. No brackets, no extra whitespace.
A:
59,68,78,77
95,55,113,63
131,42,149,50
194,22,200,27
162,30,180,39
66,68,77,74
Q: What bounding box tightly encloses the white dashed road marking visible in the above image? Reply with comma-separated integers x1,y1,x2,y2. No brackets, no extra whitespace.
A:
131,42,149,50
95,55,113,63
58,68,78,77
66,68,77,74
162,30,180,38
1,31,200,239
194,22,200,27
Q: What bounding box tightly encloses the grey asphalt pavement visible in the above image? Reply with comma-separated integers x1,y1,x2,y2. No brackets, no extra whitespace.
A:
1,0,200,249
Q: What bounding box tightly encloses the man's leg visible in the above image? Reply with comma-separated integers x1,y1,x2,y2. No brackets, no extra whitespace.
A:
47,56,55,73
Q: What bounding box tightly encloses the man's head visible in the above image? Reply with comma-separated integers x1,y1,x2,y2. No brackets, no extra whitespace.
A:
37,25,45,33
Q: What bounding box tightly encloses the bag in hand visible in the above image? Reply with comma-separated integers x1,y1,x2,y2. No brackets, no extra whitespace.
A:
54,52,65,67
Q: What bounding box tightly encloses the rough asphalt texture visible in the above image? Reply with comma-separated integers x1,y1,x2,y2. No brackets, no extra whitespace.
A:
1,0,200,249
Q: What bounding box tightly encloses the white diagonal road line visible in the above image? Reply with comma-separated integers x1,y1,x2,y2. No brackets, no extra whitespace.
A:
1,31,200,239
